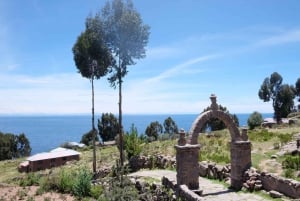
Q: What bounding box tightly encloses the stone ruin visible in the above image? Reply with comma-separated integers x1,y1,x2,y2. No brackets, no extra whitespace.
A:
175,94,252,192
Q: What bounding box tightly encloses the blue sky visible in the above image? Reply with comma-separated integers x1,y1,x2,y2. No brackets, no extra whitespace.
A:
0,0,300,115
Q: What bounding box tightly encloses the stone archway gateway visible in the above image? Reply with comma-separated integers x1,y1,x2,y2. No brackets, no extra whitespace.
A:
175,94,251,191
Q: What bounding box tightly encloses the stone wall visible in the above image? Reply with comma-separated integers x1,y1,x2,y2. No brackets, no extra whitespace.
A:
199,161,300,199
128,154,176,172
129,155,300,199
260,172,300,198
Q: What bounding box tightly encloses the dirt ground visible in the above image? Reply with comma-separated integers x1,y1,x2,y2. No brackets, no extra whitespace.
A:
0,185,74,201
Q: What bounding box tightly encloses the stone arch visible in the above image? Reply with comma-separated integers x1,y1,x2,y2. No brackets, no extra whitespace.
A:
189,110,242,144
175,95,251,192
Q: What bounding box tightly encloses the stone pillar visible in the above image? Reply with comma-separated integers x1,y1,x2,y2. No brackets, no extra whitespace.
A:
175,144,200,190
230,141,252,190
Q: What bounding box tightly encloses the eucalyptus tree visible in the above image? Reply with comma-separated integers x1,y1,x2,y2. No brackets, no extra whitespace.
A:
163,117,178,135
259,72,295,122
72,15,114,173
98,113,119,142
101,0,150,165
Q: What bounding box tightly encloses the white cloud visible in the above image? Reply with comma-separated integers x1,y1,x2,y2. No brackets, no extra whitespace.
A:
255,29,300,47
145,54,217,83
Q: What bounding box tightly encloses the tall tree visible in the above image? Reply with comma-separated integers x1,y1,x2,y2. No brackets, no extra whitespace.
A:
275,84,295,118
163,117,178,134
72,15,113,173
258,72,295,122
98,113,119,142
101,0,150,166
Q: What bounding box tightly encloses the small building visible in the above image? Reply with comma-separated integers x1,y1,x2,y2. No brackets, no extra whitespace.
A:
18,148,80,172
261,117,292,128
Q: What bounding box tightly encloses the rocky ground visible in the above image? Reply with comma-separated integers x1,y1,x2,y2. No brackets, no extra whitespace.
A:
0,184,74,201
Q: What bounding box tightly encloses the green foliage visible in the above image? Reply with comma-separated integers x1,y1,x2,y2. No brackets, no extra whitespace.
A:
101,161,139,201
102,0,150,87
163,117,178,134
72,168,93,198
58,168,74,193
72,15,113,80
124,124,142,160
98,113,119,142
37,167,93,198
201,105,239,131
19,172,40,187
277,133,292,146
282,155,300,170
247,111,263,130
198,131,230,164
145,121,163,141
100,0,150,165
258,72,296,121
248,129,275,142
90,185,104,199
80,129,99,146
284,168,294,178
0,132,31,160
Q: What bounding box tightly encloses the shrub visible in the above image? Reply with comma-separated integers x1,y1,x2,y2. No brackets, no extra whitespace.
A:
103,161,139,201
72,168,92,198
19,173,40,187
282,155,300,170
58,168,74,193
248,129,275,142
90,185,104,199
124,124,142,160
247,111,263,130
278,133,292,146
284,168,294,178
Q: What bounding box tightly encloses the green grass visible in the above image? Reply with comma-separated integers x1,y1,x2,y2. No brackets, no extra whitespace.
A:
0,157,24,183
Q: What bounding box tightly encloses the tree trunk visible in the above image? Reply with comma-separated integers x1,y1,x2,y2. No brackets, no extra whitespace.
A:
118,74,124,166
92,76,96,174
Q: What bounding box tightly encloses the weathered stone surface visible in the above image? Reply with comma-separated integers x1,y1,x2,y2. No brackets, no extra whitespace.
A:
128,154,176,172
178,185,202,201
176,144,200,190
185,95,252,191
269,190,283,198
260,173,300,198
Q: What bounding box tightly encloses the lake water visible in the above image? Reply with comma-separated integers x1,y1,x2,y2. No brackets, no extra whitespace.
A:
0,113,272,155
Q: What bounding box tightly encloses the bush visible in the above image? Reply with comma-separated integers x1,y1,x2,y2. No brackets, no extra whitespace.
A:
19,173,40,187
248,129,274,142
103,161,139,201
58,168,74,193
278,133,293,146
247,111,263,130
124,124,143,160
80,129,99,146
90,185,104,199
72,168,92,198
282,155,300,170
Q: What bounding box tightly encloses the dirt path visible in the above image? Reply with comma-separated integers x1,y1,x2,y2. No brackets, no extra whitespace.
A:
129,170,281,201
0,185,74,201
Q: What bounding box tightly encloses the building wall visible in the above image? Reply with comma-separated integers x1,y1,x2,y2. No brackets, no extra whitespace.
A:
28,155,79,172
